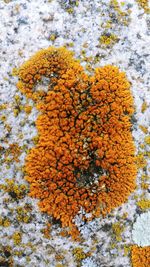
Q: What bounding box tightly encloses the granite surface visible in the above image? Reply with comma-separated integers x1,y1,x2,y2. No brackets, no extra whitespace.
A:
0,0,150,266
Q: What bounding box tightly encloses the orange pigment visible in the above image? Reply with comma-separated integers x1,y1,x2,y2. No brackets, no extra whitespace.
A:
17,47,137,237
131,246,150,267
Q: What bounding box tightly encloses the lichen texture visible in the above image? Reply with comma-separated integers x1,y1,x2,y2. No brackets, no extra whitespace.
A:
131,246,150,267
17,47,136,237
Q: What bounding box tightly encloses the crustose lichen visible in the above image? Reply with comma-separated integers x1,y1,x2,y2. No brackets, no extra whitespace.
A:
17,47,137,238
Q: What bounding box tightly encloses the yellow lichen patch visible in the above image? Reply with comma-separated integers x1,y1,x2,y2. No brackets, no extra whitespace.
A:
137,199,150,210
141,183,149,190
72,247,86,262
5,143,21,163
12,232,22,246
13,249,24,257
112,222,124,242
136,0,150,12
109,0,131,25
99,33,118,47
139,125,148,134
0,115,6,122
122,212,128,219
110,243,117,249
0,179,28,200
124,245,131,256
12,67,19,76
49,34,57,42
145,136,150,145
17,47,137,237
32,135,39,145
141,101,148,113
12,97,23,117
141,174,149,181
0,103,7,110
131,246,150,267
0,217,11,227
16,206,32,223
66,8,74,14
136,153,147,169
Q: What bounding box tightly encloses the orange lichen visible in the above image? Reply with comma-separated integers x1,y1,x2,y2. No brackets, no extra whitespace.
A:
24,105,32,114
131,246,150,267
17,47,137,236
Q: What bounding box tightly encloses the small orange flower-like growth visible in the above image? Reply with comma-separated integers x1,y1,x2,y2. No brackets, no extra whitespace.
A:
17,47,137,234
131,246,150,267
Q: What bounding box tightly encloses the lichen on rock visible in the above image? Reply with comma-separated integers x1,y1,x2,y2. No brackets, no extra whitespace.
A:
17,46,137,237
131,245,150,267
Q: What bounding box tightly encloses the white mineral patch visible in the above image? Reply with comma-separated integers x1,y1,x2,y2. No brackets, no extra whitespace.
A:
132,211,150,246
